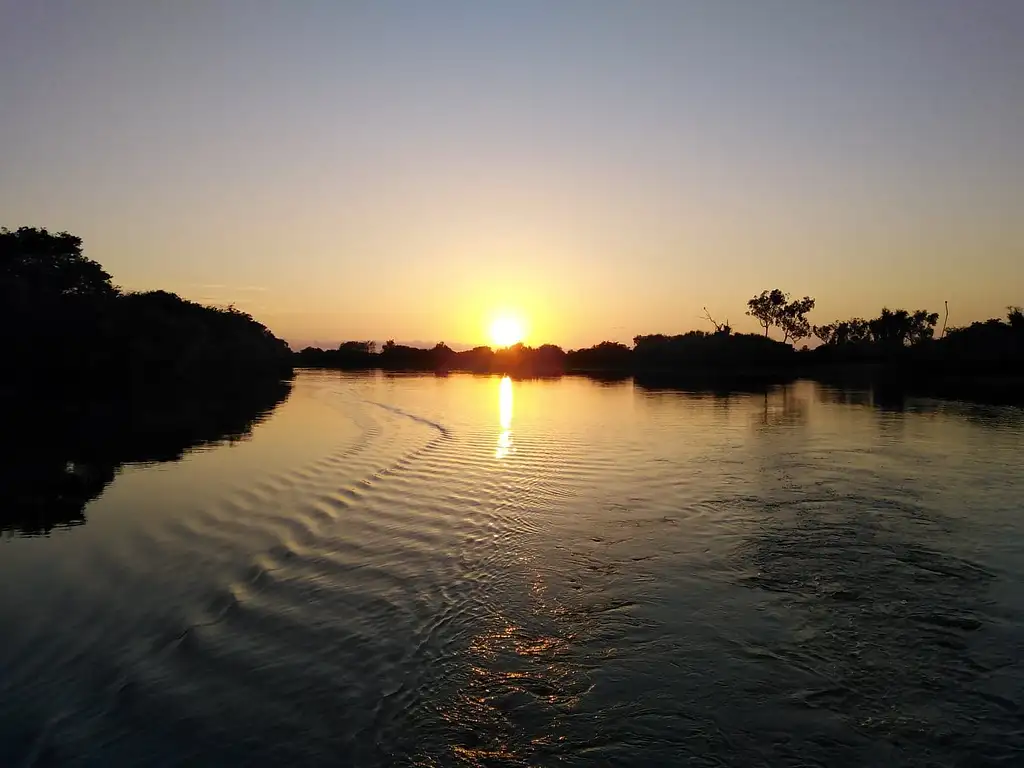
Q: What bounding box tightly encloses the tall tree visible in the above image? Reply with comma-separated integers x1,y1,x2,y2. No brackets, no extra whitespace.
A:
747,289,788,337
778,296,816,344
747,289,815,343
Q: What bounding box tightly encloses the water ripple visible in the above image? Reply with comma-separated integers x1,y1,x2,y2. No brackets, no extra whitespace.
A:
2,373,1023,766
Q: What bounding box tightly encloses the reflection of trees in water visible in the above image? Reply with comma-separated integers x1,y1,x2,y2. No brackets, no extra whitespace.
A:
815,381,909,412
633,371,784,397
756,383,811,428
815,385,876,409
0,378,292,537
817,382,1024,432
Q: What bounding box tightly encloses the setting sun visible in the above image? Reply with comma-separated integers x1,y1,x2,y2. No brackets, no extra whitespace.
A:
490,316,525,348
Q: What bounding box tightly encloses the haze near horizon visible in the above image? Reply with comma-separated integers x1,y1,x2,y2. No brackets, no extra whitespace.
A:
2,1,1021,349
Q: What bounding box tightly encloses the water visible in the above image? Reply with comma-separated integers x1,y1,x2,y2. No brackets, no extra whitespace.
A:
2,372,1023,766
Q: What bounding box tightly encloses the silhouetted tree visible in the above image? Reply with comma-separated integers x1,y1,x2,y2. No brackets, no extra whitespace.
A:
778,296,816,344
432,342,457,369
702,307,731,335
339,340,375,354
747,289,815,343
814,318,871,346
747,289,787,337
633,331,792,370
1,227,291,388
813,323,835,345
1,226,117,302
566,341,633,370
1008,306,1023,331
937,308,1023,368
868,308,938,349
456,345,497,372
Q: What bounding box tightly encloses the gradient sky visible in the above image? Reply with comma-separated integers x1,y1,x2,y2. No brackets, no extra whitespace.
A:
2,1,1021,348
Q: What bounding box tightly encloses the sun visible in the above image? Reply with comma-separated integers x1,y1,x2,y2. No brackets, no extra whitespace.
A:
490,316,524,348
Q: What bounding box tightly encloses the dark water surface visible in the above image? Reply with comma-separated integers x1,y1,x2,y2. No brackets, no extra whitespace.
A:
2,372,1023,766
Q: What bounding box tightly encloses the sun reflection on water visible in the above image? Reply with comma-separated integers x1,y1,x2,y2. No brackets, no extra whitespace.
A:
496,376,513,459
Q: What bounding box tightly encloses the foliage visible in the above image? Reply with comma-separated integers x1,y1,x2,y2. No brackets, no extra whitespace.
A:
1,227,292,388
813,318,871,346
778,296,816,344
633,331,792,368
564,341,632,371
108,291,291,378
1,226,117,302
339,340,376,354
933,310,1024,370
746,289,786,336
868,308,939,348
746,289,816,343
1008,306,1023,330
813,308,938,349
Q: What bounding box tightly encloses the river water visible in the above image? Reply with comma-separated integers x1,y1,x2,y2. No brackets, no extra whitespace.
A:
2,371,1022,766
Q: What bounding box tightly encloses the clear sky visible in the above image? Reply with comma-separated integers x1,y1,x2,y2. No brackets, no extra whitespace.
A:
2,1,1021,348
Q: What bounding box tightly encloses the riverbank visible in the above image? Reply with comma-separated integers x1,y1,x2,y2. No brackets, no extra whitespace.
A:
296,357,1023,406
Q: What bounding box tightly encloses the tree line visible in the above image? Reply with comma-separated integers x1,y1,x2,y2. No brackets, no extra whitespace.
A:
2,227,293,393
9,226,1013,398
299,288,1023,399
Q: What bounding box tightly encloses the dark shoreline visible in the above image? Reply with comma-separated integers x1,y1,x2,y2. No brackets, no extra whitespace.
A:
297,361,1024,406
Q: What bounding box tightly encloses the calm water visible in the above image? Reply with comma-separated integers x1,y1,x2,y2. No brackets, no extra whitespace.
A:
2,371,1023,766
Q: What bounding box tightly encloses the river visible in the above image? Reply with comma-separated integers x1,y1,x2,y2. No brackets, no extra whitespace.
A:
2,371,1022,766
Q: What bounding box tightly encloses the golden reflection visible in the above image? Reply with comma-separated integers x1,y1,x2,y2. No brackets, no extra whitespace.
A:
496,375,513,459
437,573,587,763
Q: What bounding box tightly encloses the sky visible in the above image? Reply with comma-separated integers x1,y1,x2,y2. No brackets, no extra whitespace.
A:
1,1,1021,349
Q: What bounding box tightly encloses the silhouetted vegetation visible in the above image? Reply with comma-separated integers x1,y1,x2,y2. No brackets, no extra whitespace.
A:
299,340,570,376
806,306,1022,403
2,227,292,393
811,307,940,360
1,226,295,533
298,288,1023,404
633,331,792,369
747,289,816,344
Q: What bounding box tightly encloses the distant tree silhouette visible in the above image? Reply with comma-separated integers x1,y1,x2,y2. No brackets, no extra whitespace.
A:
813,318,871,346
814,309,937,351
747,289,786,337
291,301,1022,402
458,345,497,372
565,341,633,371
867,308,939,349
1008,306,1023,331
778,296,816,344
935,308,1023,370
535,343,567,367
339,340,375,354
747,289,815,343
701,307,731,335
633,331,792,370
432,342,457,369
